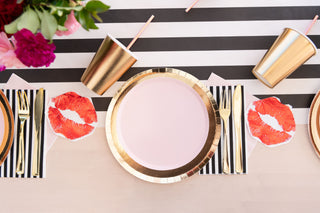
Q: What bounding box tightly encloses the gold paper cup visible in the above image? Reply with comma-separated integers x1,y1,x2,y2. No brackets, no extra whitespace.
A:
252,28,317,88
81,35,137,95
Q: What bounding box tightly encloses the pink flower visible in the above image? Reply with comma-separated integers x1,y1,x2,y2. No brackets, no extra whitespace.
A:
56,11,81,36
14,29,56,67
0,65,6,71
0,32,25,68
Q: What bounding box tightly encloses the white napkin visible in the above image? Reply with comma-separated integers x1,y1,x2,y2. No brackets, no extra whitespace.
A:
207,73,258,158
3,73,57,154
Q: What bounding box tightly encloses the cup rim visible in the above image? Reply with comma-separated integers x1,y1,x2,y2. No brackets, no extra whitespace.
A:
284,27,318,55
106,33,138,60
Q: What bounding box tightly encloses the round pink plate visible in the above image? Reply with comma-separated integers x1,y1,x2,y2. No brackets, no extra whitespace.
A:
106,68,220,183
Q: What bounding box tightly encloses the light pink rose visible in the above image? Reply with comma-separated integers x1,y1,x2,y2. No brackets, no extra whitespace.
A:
0,32,25,68
56,11,81,36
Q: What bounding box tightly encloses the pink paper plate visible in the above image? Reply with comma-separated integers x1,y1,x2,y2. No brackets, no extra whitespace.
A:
106,68,220,183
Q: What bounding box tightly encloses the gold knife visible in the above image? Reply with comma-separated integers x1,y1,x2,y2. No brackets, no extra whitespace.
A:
233,85,243,174
32,88,44,176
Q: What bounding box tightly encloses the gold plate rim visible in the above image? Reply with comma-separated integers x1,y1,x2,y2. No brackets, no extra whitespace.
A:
0,90,14,166
309,90,320,157
105,68,221,183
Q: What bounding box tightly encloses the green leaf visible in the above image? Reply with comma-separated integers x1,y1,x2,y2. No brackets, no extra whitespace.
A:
56,14,68,26
40,10,58,40
76,9,98,31
35,8,43,20
48,5,83,12
91,11,102,22
32,0,47,4
57,25,68,31
17,8,40,33
52,0,69,7
85,0,110,13
4,16,21,34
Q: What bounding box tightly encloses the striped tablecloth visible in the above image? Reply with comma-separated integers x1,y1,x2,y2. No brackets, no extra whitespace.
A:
0,0,319,164
0,89,47,178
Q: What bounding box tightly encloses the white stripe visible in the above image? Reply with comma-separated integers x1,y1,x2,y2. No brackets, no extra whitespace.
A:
97,111,107,127
0,78,317,99
226,79,320,95
243,86,248,174
43,90,47,178
53,20,320,39
30,91,36,178
38,50,320,69
293,108,309,125
104,0,320,9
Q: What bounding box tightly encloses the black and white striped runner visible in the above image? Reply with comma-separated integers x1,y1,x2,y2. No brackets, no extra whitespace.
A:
0,89,46,178
200,85,247,175
1,3,318,126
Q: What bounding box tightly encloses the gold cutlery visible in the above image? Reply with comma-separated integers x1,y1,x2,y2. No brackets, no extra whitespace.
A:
233,85,243,174
16,91,30,175
32,88,44,176
219,88,231,174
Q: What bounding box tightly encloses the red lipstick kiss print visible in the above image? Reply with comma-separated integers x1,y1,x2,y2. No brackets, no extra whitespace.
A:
246,97,296,147
47,92,97,141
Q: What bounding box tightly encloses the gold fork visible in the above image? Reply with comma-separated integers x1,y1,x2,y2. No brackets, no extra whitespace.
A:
16,90,30,175
219,88,231,174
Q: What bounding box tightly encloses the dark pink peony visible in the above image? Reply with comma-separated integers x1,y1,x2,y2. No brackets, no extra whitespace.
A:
14,29,56,67
0,65,5,72
0,0,24,34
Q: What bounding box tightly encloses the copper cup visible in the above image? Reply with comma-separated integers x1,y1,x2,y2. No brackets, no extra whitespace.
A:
81,35,137,95
252,28,317,88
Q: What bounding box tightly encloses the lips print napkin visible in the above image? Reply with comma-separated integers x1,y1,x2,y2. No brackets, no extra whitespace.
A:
198,73,258,175
0,74,57,178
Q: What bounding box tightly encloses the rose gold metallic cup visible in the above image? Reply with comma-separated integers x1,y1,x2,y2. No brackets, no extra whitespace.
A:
252,28,317,88
81,35,137,95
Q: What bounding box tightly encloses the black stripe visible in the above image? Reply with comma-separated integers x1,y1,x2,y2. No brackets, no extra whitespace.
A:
15,90,20,178
3,65,320,83
199,167,203,174
210,86,216,174
241,86,247,173
228,86,235,174
3,90,10,177
204,158,210,174
28,90,34,178
255,94,315,108
92,97,112,111
9,89,16,177
101,7,320,23
216,86,222,174
53,36,320,52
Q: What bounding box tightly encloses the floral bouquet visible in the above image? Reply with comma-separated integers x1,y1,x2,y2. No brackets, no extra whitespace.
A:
0,0,109,71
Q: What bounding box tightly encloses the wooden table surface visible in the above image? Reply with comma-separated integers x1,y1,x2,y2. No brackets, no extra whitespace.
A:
0,125,320,212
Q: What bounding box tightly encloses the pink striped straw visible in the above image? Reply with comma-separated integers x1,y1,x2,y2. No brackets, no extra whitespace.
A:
185,0,199,13
127,15,155,50
304,15,319,35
